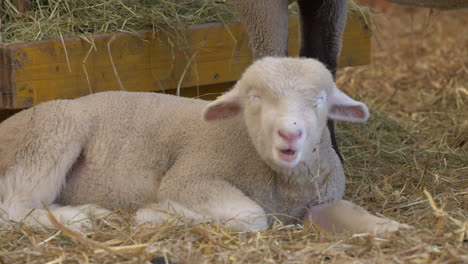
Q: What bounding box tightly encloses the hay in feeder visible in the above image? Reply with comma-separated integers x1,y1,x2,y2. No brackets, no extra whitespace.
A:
0,0,239,45
0,0,370,45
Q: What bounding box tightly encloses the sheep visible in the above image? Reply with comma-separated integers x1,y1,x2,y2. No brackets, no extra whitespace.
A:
0,57,409,234
229,0,348,163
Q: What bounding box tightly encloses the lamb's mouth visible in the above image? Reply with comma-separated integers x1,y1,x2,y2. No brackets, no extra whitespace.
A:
277,148,298,162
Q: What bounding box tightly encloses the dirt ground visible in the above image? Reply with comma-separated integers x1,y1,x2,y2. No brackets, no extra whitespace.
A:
0,4,467,264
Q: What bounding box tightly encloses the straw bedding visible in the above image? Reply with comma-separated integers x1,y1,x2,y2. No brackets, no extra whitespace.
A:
0,2,467,264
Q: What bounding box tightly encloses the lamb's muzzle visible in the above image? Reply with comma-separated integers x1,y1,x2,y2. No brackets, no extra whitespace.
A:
275,118,304,163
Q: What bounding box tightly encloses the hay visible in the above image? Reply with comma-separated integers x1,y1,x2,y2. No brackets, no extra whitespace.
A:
0,0,238,45
0,0,369,45
0,4,467,264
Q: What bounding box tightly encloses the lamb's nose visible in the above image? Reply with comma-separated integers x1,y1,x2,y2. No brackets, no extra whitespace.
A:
278,129,302,143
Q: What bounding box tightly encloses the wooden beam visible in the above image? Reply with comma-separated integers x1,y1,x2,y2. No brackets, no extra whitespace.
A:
0,12,370,109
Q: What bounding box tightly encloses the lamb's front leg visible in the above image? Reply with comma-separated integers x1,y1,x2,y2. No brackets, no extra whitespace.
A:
135,179,267,231
134,200,210,226
306,200,410,234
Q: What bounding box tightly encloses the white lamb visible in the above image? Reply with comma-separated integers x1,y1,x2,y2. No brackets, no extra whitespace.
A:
0,57,408,234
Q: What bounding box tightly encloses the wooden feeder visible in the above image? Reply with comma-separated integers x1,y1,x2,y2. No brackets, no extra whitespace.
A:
0,1,371,116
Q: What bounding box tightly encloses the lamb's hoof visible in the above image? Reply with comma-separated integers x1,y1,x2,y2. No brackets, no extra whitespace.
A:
224,213,268,232
53,206,93,232
65,219,93,233
372,218,411,234
134,208,169,226
78,204,122,223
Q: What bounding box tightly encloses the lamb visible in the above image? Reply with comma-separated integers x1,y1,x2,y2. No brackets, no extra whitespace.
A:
0,57,409,234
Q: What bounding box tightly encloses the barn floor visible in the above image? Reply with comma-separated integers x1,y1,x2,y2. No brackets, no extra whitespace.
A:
0,5,467,264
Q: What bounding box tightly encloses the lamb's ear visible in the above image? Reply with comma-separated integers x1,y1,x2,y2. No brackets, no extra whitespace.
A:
202,88,243,122
327,84,370,122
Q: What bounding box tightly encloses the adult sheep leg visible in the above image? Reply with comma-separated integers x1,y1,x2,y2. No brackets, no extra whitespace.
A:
135,165,268,231
297,0,348,163
229,0,290,58
306,200,411,234
297,0,347,77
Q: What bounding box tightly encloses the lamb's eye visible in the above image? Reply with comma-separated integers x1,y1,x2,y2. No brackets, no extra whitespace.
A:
249,95,261,102
313,95,325,108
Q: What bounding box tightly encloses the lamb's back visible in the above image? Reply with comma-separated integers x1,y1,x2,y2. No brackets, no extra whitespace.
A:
59,91,211,208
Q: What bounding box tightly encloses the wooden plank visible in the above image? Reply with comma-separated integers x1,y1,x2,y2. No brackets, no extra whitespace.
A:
0,12,370,109
0,42,13,107
335,13,371,68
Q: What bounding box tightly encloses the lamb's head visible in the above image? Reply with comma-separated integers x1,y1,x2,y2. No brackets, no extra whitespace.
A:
202,57,369,171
